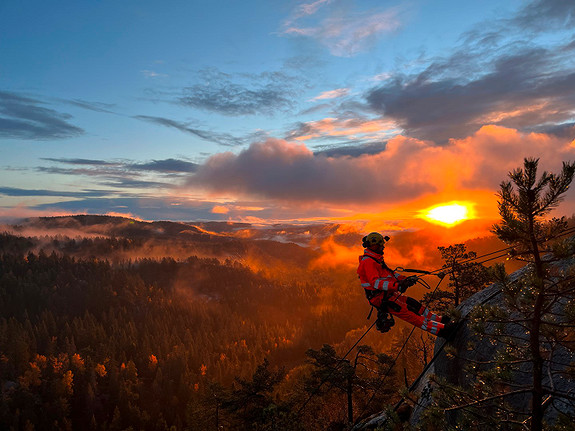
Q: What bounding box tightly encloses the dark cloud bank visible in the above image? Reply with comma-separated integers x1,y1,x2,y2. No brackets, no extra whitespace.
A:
365,0,575,143
366,45,575,143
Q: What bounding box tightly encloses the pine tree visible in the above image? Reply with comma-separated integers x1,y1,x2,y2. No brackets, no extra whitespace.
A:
222,358,286,430
491,158,575,431
439,158,575,431
303,344,397,428
427,244,492,309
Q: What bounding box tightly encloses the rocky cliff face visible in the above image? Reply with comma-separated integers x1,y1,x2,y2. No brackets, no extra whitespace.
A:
354,257,575,430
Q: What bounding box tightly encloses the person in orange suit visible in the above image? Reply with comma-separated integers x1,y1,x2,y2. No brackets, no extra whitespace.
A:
357,232,456,338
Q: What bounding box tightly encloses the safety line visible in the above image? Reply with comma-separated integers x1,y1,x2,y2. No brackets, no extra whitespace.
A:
352,227,575,425
400,286,503,402
355,238,553,423
300,226,575,425
397,271,575,420
353,272,446,424
352,283,505,428
295,320,377,416
423,224,575,276
355,227,575,427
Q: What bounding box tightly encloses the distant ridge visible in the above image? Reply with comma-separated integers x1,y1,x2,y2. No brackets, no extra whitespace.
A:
16,215,207,239
4,214,319,266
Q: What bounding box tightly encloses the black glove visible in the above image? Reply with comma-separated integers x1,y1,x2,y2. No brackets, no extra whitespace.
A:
398,276,418,293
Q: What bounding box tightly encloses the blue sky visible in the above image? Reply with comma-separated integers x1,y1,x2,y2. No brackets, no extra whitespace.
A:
1,0,574,226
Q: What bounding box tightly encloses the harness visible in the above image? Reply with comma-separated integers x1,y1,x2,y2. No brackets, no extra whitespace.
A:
361,253,392,269
360,254,399,333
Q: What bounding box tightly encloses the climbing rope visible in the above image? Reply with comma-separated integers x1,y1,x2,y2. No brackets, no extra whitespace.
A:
295,320,377,416
299,226,575,425
354,226,575,427
353,269,447,424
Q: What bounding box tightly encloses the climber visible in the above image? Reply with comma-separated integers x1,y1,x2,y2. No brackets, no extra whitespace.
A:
357,232,457,339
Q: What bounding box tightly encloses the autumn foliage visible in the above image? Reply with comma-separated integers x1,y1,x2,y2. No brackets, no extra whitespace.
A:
0,231,412,430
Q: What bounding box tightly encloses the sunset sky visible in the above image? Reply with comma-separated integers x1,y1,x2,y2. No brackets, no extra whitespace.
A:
1,0,575,231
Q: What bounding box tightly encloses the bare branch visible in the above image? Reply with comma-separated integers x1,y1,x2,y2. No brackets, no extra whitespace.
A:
445,389,533,412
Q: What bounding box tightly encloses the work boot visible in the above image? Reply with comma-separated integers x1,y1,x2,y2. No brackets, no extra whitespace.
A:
437,322,458,340
376,311,395,333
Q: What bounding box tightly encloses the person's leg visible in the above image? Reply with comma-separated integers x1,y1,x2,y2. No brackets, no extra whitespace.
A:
387,293,444,336
405,296,451,323
404,296,448,322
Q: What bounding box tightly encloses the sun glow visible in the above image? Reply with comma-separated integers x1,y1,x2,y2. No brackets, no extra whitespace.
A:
421,202,474,226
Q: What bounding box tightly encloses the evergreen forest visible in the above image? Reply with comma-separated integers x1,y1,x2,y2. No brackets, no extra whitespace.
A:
0,223,434,430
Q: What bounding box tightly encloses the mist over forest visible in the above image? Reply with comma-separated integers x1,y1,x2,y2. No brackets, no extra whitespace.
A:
0,214,520,430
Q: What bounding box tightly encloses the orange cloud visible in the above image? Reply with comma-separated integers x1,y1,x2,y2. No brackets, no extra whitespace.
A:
188,137,437,205
310,88,350,101
477,102,551,124
186,126,575,225
290,117,400,141
211,205,229,214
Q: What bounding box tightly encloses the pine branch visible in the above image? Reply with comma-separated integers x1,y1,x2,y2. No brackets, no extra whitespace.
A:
540,320,575,328
545,390,575,402
499,419,530,430
445,389,533,412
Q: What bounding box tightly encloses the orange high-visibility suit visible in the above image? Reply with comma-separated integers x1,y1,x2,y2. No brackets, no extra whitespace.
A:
357,249,445,335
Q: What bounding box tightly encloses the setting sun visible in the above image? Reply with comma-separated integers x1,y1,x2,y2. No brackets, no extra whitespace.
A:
421,202,474,226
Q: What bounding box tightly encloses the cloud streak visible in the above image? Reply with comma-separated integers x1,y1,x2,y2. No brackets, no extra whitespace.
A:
283,2,402,57
41,158,118,166
36,165,174,189
0,91,84,140
35,157,198,191
512,0,575,30
286,117,400,143
310,88,350,101
177,68,298,116
0,187,110,198
128,159,199,173
65,99,117,114
291,0,334,21
134,115,259,146
41,157,197,173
